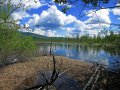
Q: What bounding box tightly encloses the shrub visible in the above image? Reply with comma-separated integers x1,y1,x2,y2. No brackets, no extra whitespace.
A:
0,24,36,66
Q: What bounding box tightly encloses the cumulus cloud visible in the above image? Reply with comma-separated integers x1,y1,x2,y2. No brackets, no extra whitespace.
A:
27,14,40,27
33,28,46,35
9,0,43,9
26,5,91,36
65,27,75,32
33,28,58,37
27,5,78,29
112,8,120,16
20,27,59,37
27,5,90,33
26,5,110,37
85,9,111,26
107,4,120,22
4,0,118,37
80,9,111,36
12,11,30,20
20,5,112,37
46,30,57,37
8,0,44,24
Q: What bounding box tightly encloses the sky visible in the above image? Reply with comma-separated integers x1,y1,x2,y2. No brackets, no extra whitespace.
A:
10,0,120,37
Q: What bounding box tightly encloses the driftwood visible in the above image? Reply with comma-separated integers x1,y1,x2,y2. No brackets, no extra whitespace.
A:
91,70,101,90
83,64,106,90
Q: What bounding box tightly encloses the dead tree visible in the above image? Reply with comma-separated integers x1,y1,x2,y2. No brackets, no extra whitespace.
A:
49,41,53,56
24,55,63,90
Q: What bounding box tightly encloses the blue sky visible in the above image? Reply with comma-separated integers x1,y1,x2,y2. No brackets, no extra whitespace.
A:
11,0,120,37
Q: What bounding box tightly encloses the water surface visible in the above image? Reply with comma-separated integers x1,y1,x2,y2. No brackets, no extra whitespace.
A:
38,42,120,72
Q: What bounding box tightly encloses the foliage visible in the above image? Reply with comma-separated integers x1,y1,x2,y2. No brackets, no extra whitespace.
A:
0,23,36,66
0,0,36,66
34,31,120,46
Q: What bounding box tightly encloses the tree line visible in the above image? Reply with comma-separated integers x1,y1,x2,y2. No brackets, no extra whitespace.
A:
34,31,120,46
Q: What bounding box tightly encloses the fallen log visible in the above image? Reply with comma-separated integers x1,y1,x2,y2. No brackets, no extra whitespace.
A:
83,64,101,90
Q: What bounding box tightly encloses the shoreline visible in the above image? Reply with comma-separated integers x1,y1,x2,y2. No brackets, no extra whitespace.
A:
0,56,93,90
35,41,118,47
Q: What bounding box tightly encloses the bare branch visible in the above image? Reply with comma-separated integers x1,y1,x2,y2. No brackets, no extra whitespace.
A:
25,55,63,90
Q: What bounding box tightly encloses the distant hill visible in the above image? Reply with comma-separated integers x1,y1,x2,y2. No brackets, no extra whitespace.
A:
20,32,65,42
20,32,47,39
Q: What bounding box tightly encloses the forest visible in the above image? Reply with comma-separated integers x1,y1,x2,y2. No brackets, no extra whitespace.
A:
34,31,120,46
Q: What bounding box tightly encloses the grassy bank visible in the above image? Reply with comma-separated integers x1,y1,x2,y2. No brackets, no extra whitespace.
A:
0,56,93,90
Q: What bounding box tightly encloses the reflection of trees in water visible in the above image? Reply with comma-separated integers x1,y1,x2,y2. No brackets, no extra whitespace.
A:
108,54,120,72
80,45,103,55
52,43,103,55
63,44,105,60
52,43,105,59
104,46,120,55
37,45,50,56
104,46,120,72
38,43,119,71
89,45,103,54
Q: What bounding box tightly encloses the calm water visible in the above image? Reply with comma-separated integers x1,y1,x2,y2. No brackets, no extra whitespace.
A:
38,42,120,72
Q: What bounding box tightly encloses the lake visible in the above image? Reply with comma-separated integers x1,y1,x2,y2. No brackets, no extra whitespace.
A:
37,42,120,72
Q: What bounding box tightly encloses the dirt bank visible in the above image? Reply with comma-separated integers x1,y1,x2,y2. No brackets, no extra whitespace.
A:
0,56,93,90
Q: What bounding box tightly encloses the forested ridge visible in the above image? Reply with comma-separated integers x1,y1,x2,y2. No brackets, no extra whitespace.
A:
33,31,120,46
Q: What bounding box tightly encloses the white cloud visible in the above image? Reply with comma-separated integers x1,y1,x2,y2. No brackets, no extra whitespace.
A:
110,4,120,20
33,28,46,35
65,27,75,31
8,0,43,24
19,27,57,37
27,5,78,29
112,8,120,16
40,5,76,26
4,0,114,37
20,5,111,37
9,0,42,9
81,9,111,36
85,9,111,26
26,5,91,37
12,11,30,20
33,29,58,37
47,30,56,37
118,18,120,20
27,14,40,27
24,0,41,9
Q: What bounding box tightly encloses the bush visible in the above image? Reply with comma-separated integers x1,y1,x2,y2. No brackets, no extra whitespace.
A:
0,24,36,66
